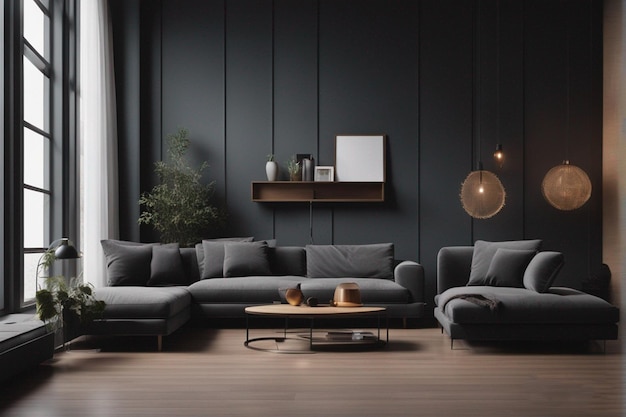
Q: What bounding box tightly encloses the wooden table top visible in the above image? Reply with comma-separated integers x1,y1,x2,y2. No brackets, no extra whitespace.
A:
245,304,386,317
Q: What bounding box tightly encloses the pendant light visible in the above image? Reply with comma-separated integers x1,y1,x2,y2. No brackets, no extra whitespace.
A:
541,1,592,211
460,0,506,219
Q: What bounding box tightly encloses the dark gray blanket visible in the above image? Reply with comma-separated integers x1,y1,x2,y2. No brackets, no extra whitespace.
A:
442,293,502,312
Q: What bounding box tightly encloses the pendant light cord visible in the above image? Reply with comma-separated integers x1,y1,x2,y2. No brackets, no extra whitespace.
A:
496,0,501,147
475,0,482,170
565,0,570,161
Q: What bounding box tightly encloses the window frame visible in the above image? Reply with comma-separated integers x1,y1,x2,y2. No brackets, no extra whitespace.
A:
2,0,78,313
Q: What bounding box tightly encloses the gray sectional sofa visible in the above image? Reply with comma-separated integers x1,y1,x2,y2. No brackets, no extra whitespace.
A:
434,241,620,347
86,240,425,350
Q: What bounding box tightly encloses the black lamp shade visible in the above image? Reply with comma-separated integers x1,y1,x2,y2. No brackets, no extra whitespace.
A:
54,238,80,259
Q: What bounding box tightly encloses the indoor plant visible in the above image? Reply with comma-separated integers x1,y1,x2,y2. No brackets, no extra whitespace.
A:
138,128,225,247
287,155,301,181
35,249,105,341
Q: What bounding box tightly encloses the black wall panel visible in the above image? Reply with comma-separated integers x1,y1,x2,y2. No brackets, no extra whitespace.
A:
225,0,274,238
273,0,320,245
318,0,419,260
162,0,226,198
418,0,474,307
110,0,141,242
111,0,604,319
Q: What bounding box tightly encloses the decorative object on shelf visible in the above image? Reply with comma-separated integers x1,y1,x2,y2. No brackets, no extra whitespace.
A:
335,135,385,182
138,128,225,247
286,155,301,181
541,4,591,211
542,160,592,211
265,154,278,181
298,154,315,181
35,238,105,344
460,6,506,219
314,166,334,182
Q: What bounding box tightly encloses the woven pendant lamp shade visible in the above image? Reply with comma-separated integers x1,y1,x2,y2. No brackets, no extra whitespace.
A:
541,160,591,211
460,170,506,219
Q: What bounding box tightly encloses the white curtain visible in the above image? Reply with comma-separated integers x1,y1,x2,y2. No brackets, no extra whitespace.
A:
79,0,119,288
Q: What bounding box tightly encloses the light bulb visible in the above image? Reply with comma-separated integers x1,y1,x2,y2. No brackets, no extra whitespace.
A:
493,144,504,167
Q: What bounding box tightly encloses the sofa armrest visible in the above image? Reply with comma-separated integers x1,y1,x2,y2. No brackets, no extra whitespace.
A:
394,261,424,303
437,246,474,294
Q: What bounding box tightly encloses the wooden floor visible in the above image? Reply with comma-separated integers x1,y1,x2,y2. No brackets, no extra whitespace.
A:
0,325,623,417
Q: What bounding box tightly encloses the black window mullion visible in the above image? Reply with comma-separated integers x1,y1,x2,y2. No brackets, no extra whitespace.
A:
23,40,51,77
23,121,51,138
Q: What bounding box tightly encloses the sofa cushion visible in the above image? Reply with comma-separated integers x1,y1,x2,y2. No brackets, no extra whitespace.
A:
101,239,156,286
93,287,191,319
471,248,536,287
436,286,619,325
523,251,564,293
305,243,394,279
223,241,271,277
187,276,303,303
148,244,187,286
468,240,542,286
200,237,255,279
268,246,306,276
299,278,410,304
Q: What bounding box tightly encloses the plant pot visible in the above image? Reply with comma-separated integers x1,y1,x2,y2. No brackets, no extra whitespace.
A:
62,309,83,343
265,161,278,181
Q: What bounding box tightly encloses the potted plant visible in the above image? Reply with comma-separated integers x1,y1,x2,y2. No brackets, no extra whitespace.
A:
286,155,301,181
138,128,225,247
35,250,106,343
266,154,278,181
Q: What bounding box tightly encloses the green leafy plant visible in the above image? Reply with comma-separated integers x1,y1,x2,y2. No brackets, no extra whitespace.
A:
138,128,225,247
286,154,301,181
35,250,105,334
36,276,105,327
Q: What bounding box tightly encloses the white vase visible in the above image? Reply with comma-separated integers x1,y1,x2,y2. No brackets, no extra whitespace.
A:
265,161,278,181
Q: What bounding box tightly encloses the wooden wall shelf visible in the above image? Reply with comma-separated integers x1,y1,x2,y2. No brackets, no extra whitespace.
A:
251,181,385,203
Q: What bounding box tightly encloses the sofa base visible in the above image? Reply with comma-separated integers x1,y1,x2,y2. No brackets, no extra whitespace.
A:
84,308,191,351
434,307,619,345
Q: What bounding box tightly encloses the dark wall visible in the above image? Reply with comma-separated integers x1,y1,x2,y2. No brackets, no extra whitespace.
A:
110,0,603,316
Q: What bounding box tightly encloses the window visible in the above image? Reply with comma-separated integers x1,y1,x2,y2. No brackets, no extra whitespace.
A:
22,0,52,303
2,0,76,313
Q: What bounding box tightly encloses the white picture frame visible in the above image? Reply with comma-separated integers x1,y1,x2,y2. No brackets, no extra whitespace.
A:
335,135,386,182
314,166,335,182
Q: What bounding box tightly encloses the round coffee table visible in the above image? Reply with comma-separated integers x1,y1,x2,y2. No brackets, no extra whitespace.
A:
244,304,387,353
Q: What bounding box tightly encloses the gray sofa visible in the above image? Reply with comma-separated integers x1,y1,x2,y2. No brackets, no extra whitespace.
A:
434,241,620,347
87,240,425,350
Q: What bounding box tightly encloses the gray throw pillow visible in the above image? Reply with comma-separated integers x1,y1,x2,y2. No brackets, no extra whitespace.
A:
305,243,394,279
472,248,536,287
101,239,155,286
223,241,271,277
523,251,564,293
148,243,187,286
195,243,205,276
468,239,542,286
200,237,254,279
